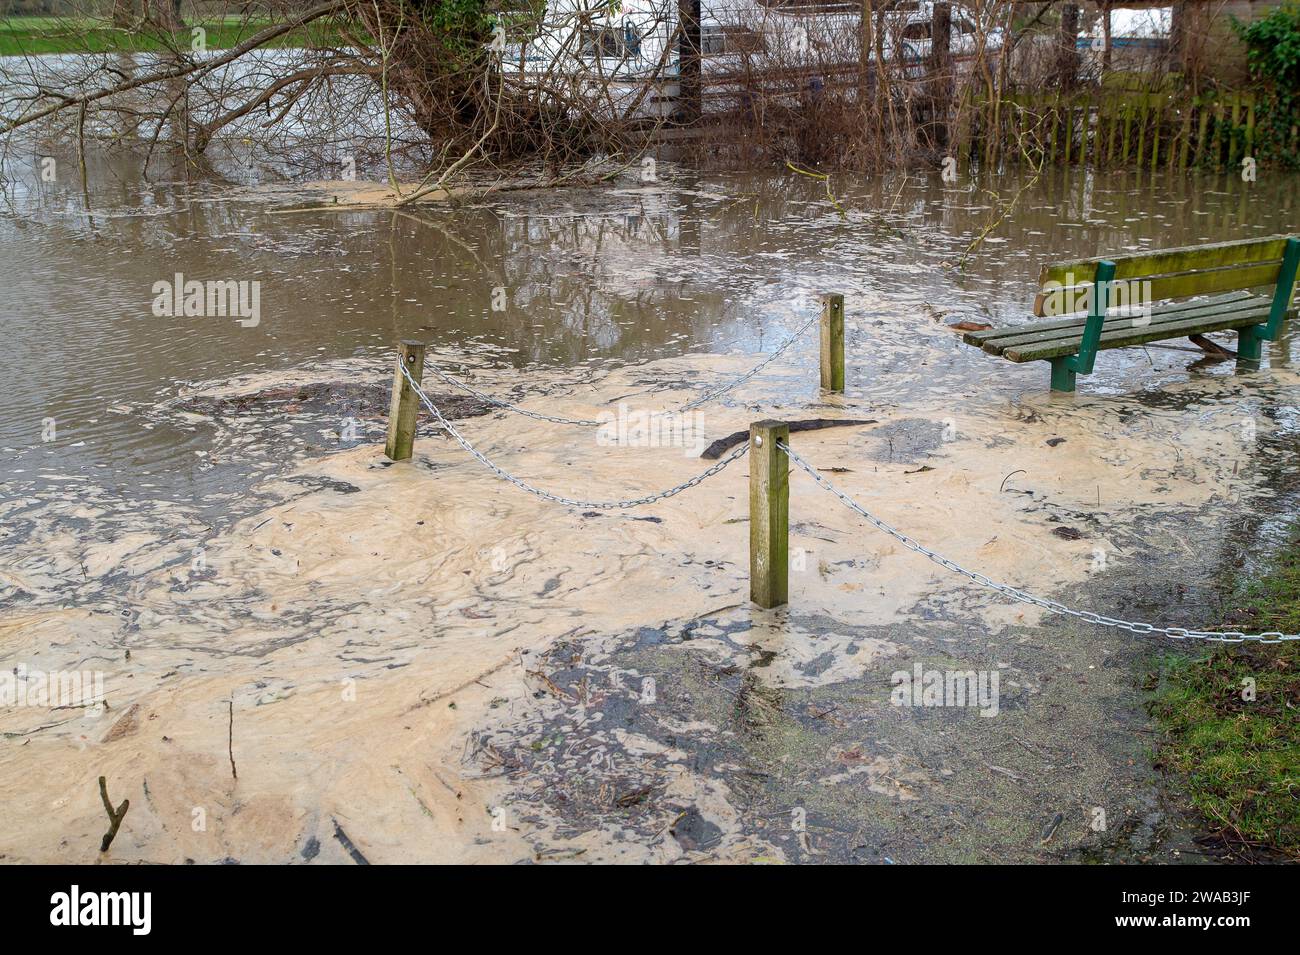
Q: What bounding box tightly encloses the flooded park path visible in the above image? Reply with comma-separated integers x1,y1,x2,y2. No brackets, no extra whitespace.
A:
2,159,1298,862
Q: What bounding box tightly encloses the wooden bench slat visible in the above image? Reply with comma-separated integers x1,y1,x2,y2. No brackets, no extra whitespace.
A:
1038,235,1293,287
1004,308,1288,363
963,235,1300,392
964,291,1255,349
981,294,1271,357
1037,264,1286,316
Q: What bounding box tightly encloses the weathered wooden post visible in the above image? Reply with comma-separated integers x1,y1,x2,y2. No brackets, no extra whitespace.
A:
385,340,426,461
820,293,845,392
928,1,953,150
676,0,702,125
1101,1,1113,73
1058,4,1080,91
749,420,789,609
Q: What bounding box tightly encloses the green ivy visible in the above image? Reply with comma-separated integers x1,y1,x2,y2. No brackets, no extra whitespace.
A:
413,0,495,61
1234,4,1300,168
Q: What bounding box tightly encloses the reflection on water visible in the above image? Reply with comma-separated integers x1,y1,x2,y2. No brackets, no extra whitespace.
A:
2,149,1299,502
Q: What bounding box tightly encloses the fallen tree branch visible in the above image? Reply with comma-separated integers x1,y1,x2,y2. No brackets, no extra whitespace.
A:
194,64,375,153
701,419,877,460
98,775,130,852
228,699,237,780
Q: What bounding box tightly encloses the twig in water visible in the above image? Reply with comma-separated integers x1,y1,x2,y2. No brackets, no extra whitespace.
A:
952,101,1046,269
228,699,237,780
786,161,847,220
332,818,370,865
98,776,130,852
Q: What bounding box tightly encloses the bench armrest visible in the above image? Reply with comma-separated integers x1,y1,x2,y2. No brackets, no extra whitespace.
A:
1066,259,1116,375
1264,237,1300,341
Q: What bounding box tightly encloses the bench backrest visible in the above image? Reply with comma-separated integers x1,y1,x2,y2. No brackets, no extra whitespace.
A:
1034,235,1300,321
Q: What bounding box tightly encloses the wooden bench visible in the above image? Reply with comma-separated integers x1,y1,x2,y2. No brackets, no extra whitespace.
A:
962,235,1300,392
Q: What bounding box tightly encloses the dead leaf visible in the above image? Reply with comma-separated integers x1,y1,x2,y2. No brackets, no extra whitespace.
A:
102,704,141,743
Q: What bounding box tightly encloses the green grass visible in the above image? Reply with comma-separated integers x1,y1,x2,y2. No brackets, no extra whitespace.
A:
0,16,338,56
1148,535,1300,860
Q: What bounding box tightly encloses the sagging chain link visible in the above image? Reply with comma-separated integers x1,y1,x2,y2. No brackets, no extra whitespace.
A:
422,309,821,425
678,311,821,412
777,440,1298,644
401,361,748,509
421,361,603,427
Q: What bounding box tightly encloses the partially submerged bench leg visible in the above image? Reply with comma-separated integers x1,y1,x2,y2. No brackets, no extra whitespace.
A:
1237,325,1266,366
1240,238,1300,368
1049,357,1077,392
1049,260,1116,393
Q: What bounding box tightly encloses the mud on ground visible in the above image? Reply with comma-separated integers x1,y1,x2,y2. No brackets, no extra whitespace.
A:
2,350,1297,863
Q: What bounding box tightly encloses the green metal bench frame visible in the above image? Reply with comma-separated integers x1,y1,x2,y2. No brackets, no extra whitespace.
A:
963,235,1300,393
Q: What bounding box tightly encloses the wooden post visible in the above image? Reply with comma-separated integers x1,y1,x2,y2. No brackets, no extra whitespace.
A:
1058,3,1080,91
928,2,952,150
749,420,789,609
1101,2,1112,73
676,0,702,125
820,293,845,392
385,340,426,461
1170,1,1189,79
857,0,874,105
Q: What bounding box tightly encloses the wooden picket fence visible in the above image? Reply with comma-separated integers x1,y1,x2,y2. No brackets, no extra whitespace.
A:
985,83,1299,170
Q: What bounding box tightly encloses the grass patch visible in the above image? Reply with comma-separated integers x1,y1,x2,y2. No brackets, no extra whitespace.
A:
0,17,338,56
1147,534,1300,861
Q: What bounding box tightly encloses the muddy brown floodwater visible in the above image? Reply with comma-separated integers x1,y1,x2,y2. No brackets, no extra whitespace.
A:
2,153,1298,863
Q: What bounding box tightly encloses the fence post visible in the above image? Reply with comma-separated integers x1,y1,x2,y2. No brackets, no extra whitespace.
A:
676,0,702,125
749,420,790,609
385,340,426,461
928,1,952,150
1058,3,1080,91
820,293,845,392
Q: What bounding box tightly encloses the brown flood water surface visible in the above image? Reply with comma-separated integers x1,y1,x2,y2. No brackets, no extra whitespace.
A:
1,161,1298,863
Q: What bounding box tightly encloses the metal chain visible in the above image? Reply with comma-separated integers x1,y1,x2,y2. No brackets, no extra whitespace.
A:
421,360,603,427
422,311,821,425
679,311,821,412
777,440,1298,644
401,361,749,509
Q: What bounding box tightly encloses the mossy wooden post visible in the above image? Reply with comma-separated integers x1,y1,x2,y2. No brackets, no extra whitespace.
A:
820,293,845,392
385,340,426,461
1120,98,1132,163
1063,98,1073,164
749,420,789,609
1195,98,1210,164
1245,95,1257,158
1178,108,1192,169
1135,96,1148,169
1228,93,1242,166
1105,96,1119,164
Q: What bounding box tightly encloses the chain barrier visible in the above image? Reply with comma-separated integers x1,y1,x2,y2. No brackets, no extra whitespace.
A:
400,361,748,509
678,311,821,412
777,439,1298,644
423,310,821,425
421,361,603,427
